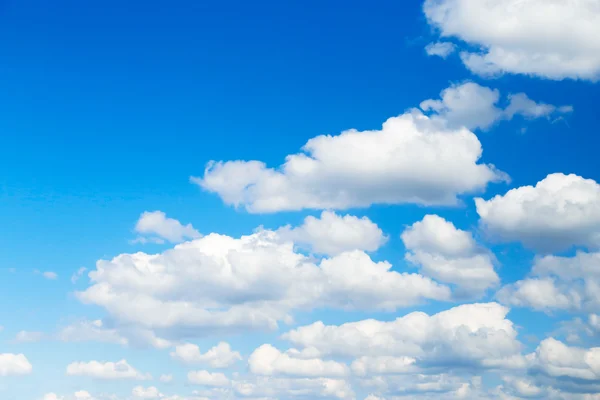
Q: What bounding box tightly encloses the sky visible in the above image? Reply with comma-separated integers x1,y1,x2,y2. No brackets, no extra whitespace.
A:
1,0,600,399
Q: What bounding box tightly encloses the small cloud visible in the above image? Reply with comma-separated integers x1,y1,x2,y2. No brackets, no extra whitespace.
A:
71,267,87,284
132,211,201,244
33,270,58,280
43,271,58,280
425,41,456,58
159,374,173,383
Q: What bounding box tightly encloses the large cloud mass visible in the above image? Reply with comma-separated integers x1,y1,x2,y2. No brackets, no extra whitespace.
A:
194,111,506,213
76,229,451,340
476,173,600,253
423,0,600,80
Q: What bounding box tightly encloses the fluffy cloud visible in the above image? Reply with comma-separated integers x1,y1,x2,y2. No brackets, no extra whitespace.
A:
187,370,230,387
132,386,163,399
232,376,354,399
248,344,349,377
283,303,525,371
423,0,600,80
402,214,498,297
66,359,151,380
276,211,387,256
133,211,201,244
530,338,600,381
476,173,600,253
419,82,572,131
76,229,450,340
0,353,32,376
497,251,600,312
159,374,173,383
425,41,456,58
194,110,506,213
170,342,242,368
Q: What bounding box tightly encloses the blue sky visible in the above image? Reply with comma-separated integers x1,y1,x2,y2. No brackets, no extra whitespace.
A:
2,1,600,399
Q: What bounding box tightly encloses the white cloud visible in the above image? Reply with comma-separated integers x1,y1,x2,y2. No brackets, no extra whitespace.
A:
476,173,600,253
134,211,201,244
159,374,173,383
283,303,524,371
420,82,572,131
423,0,600,80
42,391,96,400
276,211,387,256
497,251,600,313
76,229,450,339
401,214,498,297
66,359,151,380
194,110,506,213
232,376,354,399
497,277,581,312
425,41,456,58
501,376,545,398
248,344,349,377
170,342,242,368
531,338,600,381
13,330,44,343
71,267,87,284
187,370,230,387
132,386,163,399
43,271,58,280
0,353,33,376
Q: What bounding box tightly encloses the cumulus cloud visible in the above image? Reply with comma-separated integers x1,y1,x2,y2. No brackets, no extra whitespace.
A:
423,0,600,80
232,376,354,399
187,370,230,387
425,41,456,58
283,303,525,372
133,211,201,244
76,229,450,340
248,344,349,377
194,110,506,213
276,211,387,256
419,82,572,131
0,353,33,376
66,359,151,380
476,173,600,253
170,342,242,368
402,214,499,297
159,374,173,383
132,386,163,399
530,338,600,383
497,251,600,313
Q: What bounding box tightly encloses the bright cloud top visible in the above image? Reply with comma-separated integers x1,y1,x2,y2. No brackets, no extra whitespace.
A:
170,342,242,368
283,302,524,371
0,353,33,376
420,82,572,131
497,250,600,313
195,110,507,213
423,0,600,80
65,359,151,380
276,211,387,256
133,210,201,244
476,173,600,253
76,228,451,341
402,214,499,297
